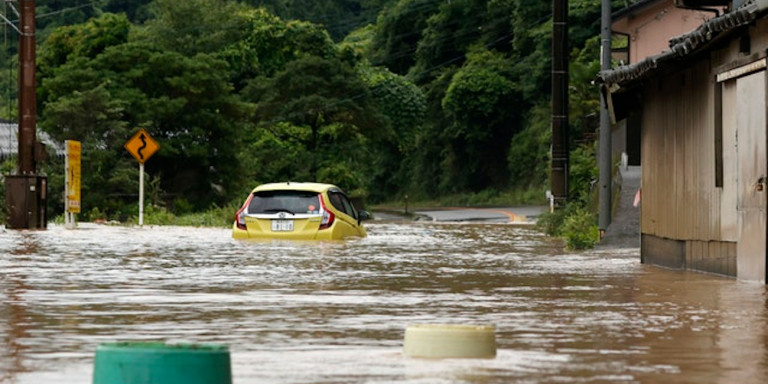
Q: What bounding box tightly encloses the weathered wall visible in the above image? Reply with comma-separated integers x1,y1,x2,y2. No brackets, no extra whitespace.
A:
640,59,717,241
639,18,768,279
641,234,737,276
612,0,721,64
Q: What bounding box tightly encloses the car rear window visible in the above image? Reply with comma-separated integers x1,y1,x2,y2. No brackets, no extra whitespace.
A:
248,190,321,215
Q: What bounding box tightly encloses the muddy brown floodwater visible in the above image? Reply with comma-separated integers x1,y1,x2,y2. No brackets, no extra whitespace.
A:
1,221,767,383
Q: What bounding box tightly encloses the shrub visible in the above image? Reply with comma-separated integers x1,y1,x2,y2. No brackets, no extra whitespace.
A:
561,206,599,250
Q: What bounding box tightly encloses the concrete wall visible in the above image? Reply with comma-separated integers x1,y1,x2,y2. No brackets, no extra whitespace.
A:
641,235,737,276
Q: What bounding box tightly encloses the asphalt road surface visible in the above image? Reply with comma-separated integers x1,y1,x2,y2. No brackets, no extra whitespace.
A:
368,206,546,223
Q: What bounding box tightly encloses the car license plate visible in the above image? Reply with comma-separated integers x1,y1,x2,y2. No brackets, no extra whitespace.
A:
271,219,294,232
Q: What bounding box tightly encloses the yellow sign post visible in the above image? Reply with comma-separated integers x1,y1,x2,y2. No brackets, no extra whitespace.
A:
65,140,81,228
125,129,159,227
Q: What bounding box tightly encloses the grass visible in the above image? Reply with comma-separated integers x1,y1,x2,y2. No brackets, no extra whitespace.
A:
51,203,240,228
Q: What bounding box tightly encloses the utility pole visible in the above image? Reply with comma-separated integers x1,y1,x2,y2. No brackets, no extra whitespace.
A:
551,0,569,206
18,0,36,176
598,0,612,237
4,0,47,229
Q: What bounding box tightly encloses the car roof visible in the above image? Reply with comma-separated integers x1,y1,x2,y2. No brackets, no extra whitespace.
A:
251,182,340,194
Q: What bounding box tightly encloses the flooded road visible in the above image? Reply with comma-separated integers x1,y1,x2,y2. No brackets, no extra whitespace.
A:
1,221,767,383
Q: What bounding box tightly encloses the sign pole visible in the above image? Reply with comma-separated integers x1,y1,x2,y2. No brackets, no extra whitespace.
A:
139,162,144,227
65,140,81,229
124,128,159,228
65,148,72,228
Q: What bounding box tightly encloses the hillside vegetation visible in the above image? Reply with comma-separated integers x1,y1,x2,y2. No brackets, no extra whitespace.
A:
0,0,616,223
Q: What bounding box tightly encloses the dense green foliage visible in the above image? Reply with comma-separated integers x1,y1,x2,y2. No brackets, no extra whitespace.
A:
0,0,620,229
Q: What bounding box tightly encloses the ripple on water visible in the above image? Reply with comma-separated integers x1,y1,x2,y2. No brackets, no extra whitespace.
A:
1,222,767,383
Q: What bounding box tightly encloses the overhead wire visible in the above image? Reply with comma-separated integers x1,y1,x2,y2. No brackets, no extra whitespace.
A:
260,6,552,127
36,0,105,20
1,0,105,24
2,0,553,130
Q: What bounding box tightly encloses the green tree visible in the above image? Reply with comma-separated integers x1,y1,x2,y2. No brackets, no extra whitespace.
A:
40,36,246,214
139,0,252,57
241,54,387,193
509,0,551,103
409,0,487,82
439,48,519,191
360,64,425,200
103,0,154,22
406,67,455,196
36,0,103,33
38,13,132,81
213,8,337,90
370,0,439,75
244,0,395,41
508,104,550,188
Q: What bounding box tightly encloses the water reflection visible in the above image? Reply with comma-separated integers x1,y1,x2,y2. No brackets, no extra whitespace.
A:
0,222,766,383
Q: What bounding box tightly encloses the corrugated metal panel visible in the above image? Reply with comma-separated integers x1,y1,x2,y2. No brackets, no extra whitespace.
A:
0,120,65,159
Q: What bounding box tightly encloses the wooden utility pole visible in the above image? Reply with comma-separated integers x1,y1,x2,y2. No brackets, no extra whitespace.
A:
551,0,569,206
18,0,36,175
4,0,47,230
598,0,612,237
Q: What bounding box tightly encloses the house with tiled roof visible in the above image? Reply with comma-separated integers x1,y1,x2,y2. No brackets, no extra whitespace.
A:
599,0,768,282
610,0,725,167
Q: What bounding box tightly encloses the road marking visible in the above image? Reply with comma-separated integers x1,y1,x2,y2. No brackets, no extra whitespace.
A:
478,209,525,223
443,207,526,223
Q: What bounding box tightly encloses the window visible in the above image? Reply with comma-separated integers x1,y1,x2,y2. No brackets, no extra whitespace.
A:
248,190,320,214
328,190,358,219
714,82,723,188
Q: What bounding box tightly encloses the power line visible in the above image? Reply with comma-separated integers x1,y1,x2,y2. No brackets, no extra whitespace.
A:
0,0,105,24
36,0,105,20
259,7,555,128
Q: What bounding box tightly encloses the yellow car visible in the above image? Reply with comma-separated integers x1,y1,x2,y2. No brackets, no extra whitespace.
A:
232,182,371,240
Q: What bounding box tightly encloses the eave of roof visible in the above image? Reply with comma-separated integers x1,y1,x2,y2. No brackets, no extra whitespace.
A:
598,0,768,87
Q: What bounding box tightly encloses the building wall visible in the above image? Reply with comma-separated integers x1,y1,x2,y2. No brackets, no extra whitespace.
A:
613,0,721,64
641,235,737,276
638,18,768,279
640,59,719,241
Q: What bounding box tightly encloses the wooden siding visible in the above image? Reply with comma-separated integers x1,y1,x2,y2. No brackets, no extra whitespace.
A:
734,69,767,281
721,81,739,241
641,60,718,241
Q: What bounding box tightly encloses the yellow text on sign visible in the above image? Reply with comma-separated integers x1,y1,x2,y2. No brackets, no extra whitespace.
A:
124,128,159,164
66,140,81,213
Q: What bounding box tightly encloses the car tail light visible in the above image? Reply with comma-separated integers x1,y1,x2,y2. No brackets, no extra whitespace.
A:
319,195,335,230
234,194,254,230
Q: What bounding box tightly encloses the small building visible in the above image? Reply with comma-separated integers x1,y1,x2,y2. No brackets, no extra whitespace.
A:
0,118,65,161
599,0,768,282
610,0,725,167
613,0,724,65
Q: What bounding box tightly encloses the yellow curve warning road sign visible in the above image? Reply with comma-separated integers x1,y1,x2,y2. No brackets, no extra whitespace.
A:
125,128,159,164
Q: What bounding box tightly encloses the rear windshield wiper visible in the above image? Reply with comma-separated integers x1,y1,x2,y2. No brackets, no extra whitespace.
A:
263,208,295,214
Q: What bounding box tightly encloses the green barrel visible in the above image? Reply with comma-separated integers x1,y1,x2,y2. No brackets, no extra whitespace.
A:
93,342,232,384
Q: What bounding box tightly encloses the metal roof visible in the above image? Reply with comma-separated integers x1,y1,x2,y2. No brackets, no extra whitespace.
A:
0,119,66,159
599,0,768,87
